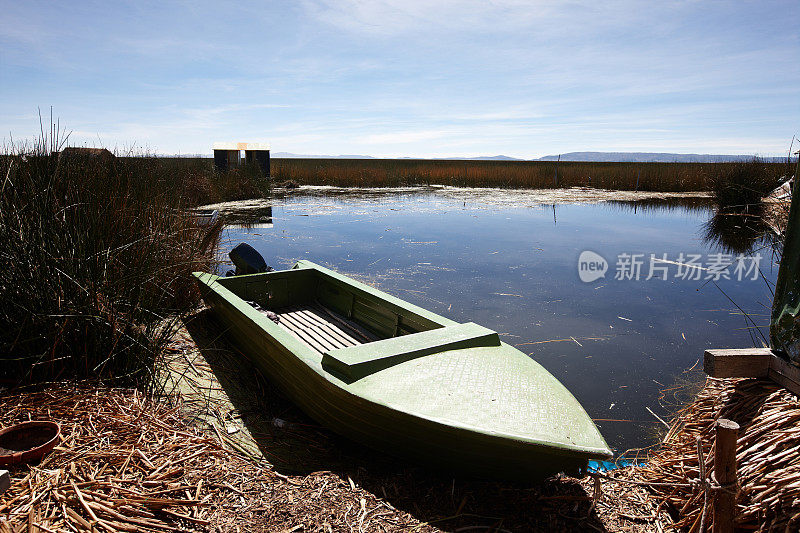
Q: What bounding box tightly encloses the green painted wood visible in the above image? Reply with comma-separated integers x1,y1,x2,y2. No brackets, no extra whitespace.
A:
194,262,612,480
772,157,800,362
322,322,499,381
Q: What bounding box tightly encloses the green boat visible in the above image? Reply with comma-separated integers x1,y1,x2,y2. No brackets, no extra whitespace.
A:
194,260,612,479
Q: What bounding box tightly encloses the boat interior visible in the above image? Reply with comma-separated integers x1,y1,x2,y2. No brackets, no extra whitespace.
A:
214,267,443,356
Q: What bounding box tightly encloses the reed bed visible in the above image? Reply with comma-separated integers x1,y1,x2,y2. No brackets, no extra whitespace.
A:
1,140,211,389
0,384,271,532
270,158,789,193
0,129,270,389
709,158,786,210
0,383,441,532
151,157,270,207
639,377,800,531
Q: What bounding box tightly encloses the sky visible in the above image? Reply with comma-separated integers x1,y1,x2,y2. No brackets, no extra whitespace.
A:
1,1,798,158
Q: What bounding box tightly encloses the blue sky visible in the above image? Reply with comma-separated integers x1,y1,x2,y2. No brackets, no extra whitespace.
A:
2,1,798,158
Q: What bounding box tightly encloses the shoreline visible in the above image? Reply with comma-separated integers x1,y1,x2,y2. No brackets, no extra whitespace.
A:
199,185,713,214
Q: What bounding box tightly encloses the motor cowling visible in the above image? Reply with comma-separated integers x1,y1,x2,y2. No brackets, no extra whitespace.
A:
229,243,273,275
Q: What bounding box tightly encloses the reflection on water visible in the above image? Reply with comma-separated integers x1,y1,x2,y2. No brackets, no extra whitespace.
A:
607,197,713,214
216,189,777,455
223,206,274,229
703,208,773,255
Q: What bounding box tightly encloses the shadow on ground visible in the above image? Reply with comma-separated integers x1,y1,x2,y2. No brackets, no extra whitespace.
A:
180,309,609,532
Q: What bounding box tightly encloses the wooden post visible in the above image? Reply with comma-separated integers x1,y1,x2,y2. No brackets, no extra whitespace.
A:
713,419,739,533
0,469,9,494
554,154,560,186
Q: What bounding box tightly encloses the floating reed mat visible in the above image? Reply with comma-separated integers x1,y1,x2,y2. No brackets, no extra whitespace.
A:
639,377,800,531
0,384,438,532
0,384,274,532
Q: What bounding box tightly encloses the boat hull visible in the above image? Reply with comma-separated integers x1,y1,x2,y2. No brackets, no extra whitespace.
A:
195,261,611,480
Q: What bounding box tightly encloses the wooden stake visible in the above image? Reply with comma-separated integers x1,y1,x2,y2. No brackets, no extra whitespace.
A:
713,419,739,533
0,469,9,494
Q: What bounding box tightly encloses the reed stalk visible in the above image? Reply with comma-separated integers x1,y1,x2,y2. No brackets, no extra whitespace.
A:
0,128,257,390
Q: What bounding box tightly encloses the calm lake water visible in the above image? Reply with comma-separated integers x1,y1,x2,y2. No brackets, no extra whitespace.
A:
217,188,776,456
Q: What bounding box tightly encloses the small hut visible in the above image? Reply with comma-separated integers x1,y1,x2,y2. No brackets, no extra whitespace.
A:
213,142,270,176
58,147,116,162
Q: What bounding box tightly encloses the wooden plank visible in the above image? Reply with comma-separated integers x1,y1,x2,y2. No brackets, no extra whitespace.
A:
704,348,800,397
281,313,337,353
768,355,800,396
279,305,359,348
275,313,331,354
311,302,380,342
280,308,331,340
703,348,771,378
272,304,381,355
281,309,351,351
295,308,360,347
276,320,311,347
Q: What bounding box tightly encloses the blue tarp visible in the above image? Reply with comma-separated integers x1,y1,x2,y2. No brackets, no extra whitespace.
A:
587,457,643,473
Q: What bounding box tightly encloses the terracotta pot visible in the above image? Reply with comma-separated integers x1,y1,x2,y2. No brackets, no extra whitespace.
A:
0,421,60,465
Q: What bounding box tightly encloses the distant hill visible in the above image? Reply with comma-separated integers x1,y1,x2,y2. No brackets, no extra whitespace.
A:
166,151,791,163
435,155,523,161
535,152,789,163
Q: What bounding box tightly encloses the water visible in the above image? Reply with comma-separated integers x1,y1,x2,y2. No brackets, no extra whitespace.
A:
217,188,776,455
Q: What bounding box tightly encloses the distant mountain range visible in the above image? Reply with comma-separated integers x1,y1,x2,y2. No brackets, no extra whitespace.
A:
433,155,523,161
270,151,789,162
534,152,789,163
176,151,790,163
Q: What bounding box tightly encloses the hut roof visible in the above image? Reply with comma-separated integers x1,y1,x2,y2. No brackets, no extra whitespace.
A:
59,147,115,159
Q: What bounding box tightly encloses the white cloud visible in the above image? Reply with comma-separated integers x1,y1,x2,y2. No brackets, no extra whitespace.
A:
301,0,579,36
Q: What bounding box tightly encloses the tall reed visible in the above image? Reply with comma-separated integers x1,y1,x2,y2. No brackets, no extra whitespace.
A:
156,157,271,206
269,158,788,192
0,133,224,389
707,157,785,210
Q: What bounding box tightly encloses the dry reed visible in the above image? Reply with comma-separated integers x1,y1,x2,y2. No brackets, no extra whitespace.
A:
640,377,800,531
0,123,269,389
0,383,434,532
0,384,272,532
269,158,789,193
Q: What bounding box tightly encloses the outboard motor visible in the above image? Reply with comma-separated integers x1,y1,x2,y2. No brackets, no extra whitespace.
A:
229,243,274,275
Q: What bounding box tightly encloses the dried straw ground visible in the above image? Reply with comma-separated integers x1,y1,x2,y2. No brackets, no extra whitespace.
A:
640,377,800,531
0,384,275,532
0,309,674,532
0,383,437,532
15,314,800,531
